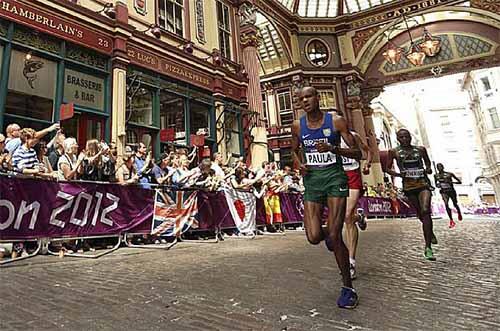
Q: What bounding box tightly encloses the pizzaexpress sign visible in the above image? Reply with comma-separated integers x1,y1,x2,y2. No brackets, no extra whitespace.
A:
0,0,113,54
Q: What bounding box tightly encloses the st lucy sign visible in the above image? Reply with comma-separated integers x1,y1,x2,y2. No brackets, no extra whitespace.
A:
0,0,113,54
127,46,214,90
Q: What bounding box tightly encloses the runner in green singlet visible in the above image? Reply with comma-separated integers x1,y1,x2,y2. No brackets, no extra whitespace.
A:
387,129,437,261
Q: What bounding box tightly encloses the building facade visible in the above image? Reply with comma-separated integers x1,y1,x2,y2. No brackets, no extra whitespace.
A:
462,68,500,204
0,0,249,162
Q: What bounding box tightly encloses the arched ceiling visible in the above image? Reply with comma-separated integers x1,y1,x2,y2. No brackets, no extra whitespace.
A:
275,0,400,17
256,12,292,75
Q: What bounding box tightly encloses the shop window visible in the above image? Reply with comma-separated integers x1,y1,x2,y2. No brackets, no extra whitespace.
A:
160,90,186,144
480,77,492,91
277,90,293,126
488,107,500,129
127,88,153,126
217,1,231,59
127,130,138,145
279,148,292,168
86,118,103,141
190,102,210,136
318,90,336,110
262,93,268,122
158,0,184,37
64,68,105,111
6,50,56,122
225,112,241,157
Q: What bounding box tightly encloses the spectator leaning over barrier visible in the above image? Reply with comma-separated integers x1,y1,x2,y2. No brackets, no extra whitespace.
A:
116,146,139,185
211,152,225,178
152,152,172,185
33,140,54,175
5,122,60,155
48,130,66,171
4,123,20,145
134,142,154,184
171,155,198,188
81,139,107,181
11,128,47,177
58,137,84,181
100,142,117,182
0,133,7,171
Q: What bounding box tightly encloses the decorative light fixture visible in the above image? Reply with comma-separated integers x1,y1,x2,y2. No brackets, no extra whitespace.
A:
96,3,116,19
406,44,426,66
419,28,441,57
138,24,162,39
382,42,404,65
383,13,441,66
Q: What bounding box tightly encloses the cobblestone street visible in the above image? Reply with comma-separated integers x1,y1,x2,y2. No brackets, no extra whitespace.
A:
1,218,499,331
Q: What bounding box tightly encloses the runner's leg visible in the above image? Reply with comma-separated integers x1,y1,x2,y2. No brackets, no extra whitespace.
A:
325,196,352,289
418,189,433,249
344,189,361,260
450,192,463,220
303,201,325,245
441,193,453,220
406,193,429,248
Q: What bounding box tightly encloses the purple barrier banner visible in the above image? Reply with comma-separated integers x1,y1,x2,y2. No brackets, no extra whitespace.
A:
0,175,154,240
280,192,304,223
358,197,394,216
279,193,417,220
195,191,266,231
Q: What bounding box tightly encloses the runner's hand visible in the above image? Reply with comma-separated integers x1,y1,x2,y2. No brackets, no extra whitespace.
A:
315,142,332,153
299,164,308,176
362,164,370,175
426,168,432,175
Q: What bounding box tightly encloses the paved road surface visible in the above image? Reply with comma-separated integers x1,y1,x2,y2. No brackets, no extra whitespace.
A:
1,217,499,330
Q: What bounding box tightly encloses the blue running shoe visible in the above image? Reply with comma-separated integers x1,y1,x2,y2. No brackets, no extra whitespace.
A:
337,287,359,309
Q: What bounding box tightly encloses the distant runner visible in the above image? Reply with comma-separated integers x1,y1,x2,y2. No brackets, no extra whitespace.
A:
434,163,463,228
387,129,437,261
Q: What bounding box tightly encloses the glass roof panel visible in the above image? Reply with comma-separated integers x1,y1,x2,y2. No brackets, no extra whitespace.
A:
273,0,400,17
256,13,285,61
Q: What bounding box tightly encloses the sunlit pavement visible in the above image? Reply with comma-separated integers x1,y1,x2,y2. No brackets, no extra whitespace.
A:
1,217,499,330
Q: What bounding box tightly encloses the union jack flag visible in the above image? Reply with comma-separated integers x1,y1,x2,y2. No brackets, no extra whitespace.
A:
151,190,199,237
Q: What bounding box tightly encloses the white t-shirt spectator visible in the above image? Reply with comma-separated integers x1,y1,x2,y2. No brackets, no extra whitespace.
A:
211,162,225,178
12,145,38,172
5,138,21,154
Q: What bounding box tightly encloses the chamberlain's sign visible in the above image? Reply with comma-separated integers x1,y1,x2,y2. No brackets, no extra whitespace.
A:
0,0,113,54
127,46,213,90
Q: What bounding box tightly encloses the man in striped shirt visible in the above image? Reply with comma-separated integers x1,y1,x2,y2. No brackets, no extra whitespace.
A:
12,128,42,175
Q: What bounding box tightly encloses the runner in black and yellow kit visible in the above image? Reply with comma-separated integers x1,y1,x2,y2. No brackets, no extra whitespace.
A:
434,163,463,228
291,87,361,309
387,129,437,261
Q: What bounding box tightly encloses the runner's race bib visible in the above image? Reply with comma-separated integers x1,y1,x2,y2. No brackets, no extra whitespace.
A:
440,182,452,189
403,168,425,179
305,151,337,167
342,156,353,165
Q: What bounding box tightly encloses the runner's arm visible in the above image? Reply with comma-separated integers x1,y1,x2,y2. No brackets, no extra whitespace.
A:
330,115,361,160
420,146,433,174
451,173,462,185
385,149,402,178
291,120,307,174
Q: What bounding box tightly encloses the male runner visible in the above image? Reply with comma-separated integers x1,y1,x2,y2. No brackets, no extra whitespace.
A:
292,86,361,309
387,129,437,261
434,163,463,228
337,112,372,280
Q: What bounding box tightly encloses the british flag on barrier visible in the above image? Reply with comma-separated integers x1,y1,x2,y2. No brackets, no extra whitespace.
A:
151,190,199,237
